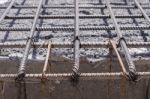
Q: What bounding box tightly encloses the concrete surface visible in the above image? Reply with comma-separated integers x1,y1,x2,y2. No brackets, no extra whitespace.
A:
0,57,149,99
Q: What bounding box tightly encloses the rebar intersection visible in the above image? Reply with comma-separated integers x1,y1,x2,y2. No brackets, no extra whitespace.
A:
0,0,149,82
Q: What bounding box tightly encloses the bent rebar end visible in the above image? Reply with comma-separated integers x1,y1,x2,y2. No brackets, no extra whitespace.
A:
70,71,80,86
15,71,25,82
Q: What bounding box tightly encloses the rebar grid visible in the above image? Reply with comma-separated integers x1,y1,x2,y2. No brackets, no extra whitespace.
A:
0,0,149,81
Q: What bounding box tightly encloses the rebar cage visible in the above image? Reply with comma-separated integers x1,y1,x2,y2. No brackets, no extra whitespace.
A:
0,0,150,98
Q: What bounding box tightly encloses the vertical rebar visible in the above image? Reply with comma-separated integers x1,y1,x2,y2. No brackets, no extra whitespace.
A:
17,0,44,80
72,0,80,75
71,0,80,85
105,0,137,80
43,41,51,74
0,0,15,22
133,0,150,53
133,0,150,23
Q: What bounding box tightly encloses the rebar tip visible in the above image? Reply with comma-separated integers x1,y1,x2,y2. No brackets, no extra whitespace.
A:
15,71,25,82
70,71,80,86
128,71,138,82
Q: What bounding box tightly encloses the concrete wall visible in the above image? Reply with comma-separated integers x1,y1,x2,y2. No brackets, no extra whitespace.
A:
0,58,150,99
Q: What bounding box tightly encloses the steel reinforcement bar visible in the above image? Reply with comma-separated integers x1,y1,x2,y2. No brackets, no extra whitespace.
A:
0,0,149,82
0,26,149,31
105,0,137,81
0,42,149,48
133,0,150,23
17,0,44,81
0,0,15,22
133,0,150,25
72,0,80,78
0,72,150,81
4,14,150,19
0,4,150,9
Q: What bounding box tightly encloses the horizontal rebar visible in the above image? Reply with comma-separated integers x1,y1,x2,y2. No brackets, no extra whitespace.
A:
0,42,149,48
0,4,149,9
0,72,150,81
4,14,149,19
0,26,149,31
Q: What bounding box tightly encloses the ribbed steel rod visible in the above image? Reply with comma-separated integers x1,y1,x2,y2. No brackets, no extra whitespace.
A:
0,26,149,31
0,42,149,48
0,72,150,81
5,14,149,19
72,0,80,76
0,4,150,9
17,0,44,81
0,0,15,22
105,0,137,80
133,0,150,24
